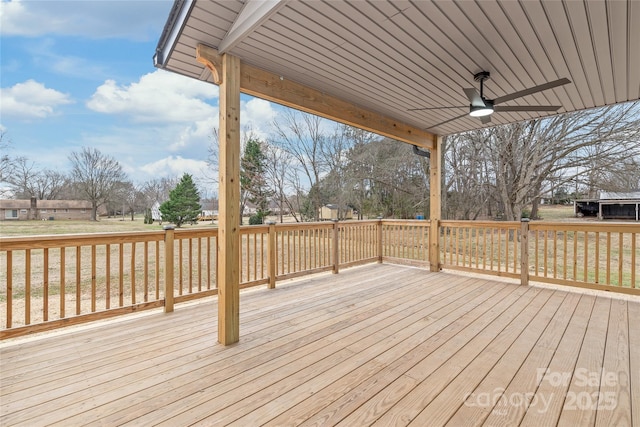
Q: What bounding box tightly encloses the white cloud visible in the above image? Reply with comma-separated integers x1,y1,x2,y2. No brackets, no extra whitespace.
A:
87,70,219,123
140,155,211,181
0,80,73,119
241,98,278,140
0,0,173,41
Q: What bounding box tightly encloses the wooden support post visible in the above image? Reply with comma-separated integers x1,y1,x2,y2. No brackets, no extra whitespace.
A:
332,220,340,274
217,53,241,345
429,135,442,272
267,221,276,289
521,218,530,286
163,225,175,313
377,217,383,263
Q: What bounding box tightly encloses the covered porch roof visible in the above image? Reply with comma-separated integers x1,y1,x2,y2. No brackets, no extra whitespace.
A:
152,0,639,345
154,0,639,139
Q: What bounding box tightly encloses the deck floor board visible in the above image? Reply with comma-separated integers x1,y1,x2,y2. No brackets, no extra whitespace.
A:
1,264,637,427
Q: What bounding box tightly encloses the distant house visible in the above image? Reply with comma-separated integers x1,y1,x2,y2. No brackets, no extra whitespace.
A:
319,204,353,221
575,191,640,221
0,197,93,221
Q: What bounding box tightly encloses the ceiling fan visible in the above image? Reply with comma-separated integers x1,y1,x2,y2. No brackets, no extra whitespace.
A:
410,71,571,129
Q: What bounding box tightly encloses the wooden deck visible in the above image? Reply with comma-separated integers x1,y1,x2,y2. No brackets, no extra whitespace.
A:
1,264,638,426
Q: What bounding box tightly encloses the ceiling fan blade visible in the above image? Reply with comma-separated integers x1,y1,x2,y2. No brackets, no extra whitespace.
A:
493,78,570,104
480,115,492,124
425,112,469,130
408,106,466,111
463,88,484,107
494,105,562,112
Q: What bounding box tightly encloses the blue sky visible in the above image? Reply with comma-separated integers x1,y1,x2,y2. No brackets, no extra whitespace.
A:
0,0,280,188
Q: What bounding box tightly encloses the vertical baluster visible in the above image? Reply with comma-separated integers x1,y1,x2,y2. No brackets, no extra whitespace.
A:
595,232,600,284
91,245,96,312
25,249,31,325
606,232,612,284
543,230,548,278
206,237,211,290
505,228,509,273
572,231,578,281
178,238,183,295
188,238,193,293
631,233,636,288
44,248,49,321
583,232,588,283
145,241,150,300
253,233,258,280
155,240,160,298
563,231,568,280
76,246,81,315
552,231,557,278
119,243,124,306
106,244,111,309
197,237,202,292
490,228,494,271
131,242,136,304
618,232,624,286
6,251,12,328
482,228,487,270
60,248,65,318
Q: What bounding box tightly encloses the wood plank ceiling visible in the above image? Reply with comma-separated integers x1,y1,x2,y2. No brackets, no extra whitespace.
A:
155,0,640,137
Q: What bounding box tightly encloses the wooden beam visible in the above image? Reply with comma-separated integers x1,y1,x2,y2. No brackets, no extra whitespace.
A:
217,53,241,345
429,135,442,272
196,44,434,150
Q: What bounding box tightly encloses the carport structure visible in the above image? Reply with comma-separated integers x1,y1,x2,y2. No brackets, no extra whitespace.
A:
154,0,639,346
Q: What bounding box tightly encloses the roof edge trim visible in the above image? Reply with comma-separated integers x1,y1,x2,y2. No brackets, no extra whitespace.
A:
154,0,195,68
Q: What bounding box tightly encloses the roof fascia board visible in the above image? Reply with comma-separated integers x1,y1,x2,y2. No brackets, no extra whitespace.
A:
195,44,435,149
154,0,195,68
217,0,289,54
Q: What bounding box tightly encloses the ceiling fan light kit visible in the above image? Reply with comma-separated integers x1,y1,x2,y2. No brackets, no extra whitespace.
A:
415,71,571,130
469,100,494,117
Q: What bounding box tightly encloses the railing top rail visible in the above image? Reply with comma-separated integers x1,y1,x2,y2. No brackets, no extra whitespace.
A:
174,228,219,238
340,220,380,227
528,221,640,232
274,222,335,230
239,225,269,234
381,219,430,225
440,220,521,227
0,230,166,251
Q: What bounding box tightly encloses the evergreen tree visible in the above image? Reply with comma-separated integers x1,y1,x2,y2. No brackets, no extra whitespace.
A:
241,138,272,224
159,173,201,227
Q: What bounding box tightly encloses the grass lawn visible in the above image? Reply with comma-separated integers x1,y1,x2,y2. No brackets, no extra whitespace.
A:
534,204,578,221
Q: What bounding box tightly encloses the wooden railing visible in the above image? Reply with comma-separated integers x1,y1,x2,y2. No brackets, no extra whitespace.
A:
381,220,430,267
440,220,639,293
1,219,637,338
528,222,638,292
440,221,522,278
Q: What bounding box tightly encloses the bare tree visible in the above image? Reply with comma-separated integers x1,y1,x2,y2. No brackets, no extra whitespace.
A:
263,140,294,222
444,102,640,220
140,177,178,207
69,147,127,221
7,157,68,200
0,130,15,198
271,111,329,220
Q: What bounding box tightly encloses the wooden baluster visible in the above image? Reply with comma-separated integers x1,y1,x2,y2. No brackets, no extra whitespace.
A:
164,225,175,313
